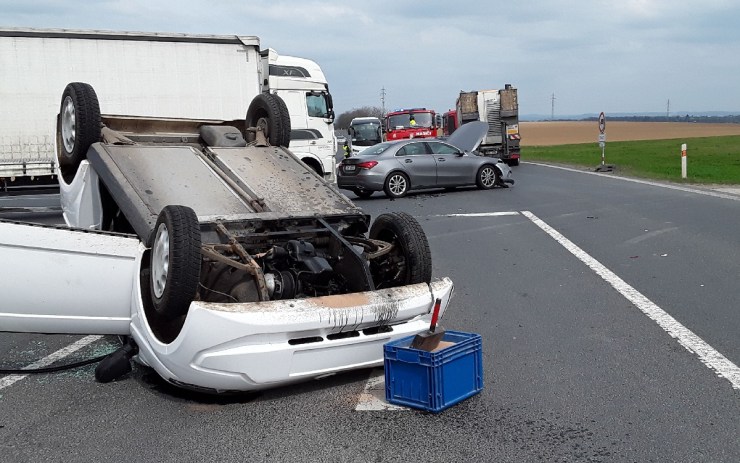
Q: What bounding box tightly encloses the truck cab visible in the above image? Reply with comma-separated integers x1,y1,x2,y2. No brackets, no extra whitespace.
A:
385,108,437,141
261,49,337,181
348,117,383,155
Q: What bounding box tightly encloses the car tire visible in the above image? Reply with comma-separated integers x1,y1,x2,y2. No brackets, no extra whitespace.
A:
149,205,202,320
353,188,374,199
58,82,101,180
383,172,410,198
245,93,291,147
476,164,499,189
369,212,432,287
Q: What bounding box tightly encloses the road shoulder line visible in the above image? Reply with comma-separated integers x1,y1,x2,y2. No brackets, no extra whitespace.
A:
522,210,740,391
525,162,740,201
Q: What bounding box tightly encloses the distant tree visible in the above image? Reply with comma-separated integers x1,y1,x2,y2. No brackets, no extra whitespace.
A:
335,106,384,129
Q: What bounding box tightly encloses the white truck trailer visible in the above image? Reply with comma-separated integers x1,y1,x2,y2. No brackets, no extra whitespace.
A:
0,28,337,189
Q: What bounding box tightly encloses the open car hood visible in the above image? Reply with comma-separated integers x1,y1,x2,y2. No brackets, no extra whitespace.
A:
445,121,489,153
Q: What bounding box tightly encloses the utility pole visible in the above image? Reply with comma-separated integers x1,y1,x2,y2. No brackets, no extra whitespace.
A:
551,93,556,120
380,87,386,116
666,99,670,119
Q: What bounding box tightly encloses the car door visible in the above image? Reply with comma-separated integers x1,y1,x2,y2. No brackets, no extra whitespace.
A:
0,220,140,335
395,142,437,188
429,141,477,186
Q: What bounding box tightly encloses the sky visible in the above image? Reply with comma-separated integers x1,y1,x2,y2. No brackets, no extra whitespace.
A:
2,0,740,118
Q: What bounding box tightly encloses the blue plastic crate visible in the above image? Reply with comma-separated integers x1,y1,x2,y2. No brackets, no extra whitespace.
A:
384,330,483,413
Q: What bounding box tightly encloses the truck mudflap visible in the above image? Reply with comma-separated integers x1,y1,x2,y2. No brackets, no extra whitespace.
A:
131,277,454,392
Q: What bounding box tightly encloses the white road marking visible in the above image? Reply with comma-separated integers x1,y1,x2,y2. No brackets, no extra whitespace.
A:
525,162,740,202
355,368,408,411
0,335,103,391
522,210,740,390
433,212,521,218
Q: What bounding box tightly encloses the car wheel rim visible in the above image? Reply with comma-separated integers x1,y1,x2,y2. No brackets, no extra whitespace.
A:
481,168,496,187
61,96,76,154
389,175,406,195
151,223,170,299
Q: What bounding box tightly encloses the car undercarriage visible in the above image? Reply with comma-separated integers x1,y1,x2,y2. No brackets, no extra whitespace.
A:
1,82,456,391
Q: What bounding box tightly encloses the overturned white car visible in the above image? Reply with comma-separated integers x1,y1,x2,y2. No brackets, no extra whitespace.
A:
0,83,454,393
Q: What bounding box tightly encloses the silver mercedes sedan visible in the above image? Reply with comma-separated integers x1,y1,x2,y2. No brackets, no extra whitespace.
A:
337,121,515,199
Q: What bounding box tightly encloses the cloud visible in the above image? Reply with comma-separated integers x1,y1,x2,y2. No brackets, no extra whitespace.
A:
1,0,739,115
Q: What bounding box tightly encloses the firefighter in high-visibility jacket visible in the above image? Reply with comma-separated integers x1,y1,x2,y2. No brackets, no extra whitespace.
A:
343,141,350,159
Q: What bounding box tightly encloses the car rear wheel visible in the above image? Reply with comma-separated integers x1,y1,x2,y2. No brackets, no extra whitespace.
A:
245,93,291,147
58,82,101,181
384,172,409,198
476,165,499,189
369,212,432,288
149,205,202,320
353,188,374,199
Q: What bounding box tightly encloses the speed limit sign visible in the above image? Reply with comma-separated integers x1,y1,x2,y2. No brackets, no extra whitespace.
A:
598,112,606,134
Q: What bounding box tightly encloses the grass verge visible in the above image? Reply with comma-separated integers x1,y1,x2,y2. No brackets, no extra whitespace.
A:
522,135,740,184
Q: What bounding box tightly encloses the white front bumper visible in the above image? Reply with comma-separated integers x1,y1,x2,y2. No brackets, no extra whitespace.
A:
131,278,454,392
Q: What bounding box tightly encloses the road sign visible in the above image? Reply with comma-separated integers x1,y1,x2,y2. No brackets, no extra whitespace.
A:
597,113,608,170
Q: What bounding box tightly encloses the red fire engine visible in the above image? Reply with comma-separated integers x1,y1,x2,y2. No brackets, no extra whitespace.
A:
384,108,437,141
442,109,458,136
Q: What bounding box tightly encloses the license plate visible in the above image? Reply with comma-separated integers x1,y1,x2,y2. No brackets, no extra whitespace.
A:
344,165,356,172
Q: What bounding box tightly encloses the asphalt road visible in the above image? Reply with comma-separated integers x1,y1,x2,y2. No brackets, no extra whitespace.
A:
1,165,739,462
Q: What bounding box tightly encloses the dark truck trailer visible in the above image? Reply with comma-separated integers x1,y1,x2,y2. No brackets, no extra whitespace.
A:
456,84,520,166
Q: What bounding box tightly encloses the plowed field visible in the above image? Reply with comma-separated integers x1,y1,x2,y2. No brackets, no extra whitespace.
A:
520,121,740,146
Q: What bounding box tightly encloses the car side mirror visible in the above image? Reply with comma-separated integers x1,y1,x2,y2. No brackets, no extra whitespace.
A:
455,151,465,157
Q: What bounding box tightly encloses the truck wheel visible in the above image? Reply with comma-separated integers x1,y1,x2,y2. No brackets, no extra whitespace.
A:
58,82,101,176
510,158,520,166
476,165,499,189
245,93,291,147
273,93,292,147
384,172,410,198
369,212,432,287
149,206,201,320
